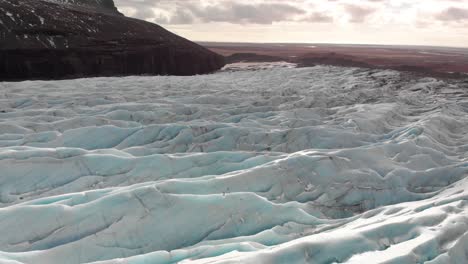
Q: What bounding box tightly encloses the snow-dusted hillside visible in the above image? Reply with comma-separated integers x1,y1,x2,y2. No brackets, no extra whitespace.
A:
0,0,225,80
0,66,467,263
45,0,120,13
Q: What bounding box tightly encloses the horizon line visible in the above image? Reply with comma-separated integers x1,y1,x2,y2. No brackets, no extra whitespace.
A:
195,41,468,50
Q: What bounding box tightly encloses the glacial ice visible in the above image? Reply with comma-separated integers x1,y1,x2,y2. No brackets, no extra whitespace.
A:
0,65,467,263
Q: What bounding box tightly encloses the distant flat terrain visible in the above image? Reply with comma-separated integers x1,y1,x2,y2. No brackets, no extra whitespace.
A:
203,42,468,78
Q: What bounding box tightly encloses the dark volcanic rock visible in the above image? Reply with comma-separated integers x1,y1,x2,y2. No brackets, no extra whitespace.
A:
48,0,122,14
225,53,285,63
0,0,225,80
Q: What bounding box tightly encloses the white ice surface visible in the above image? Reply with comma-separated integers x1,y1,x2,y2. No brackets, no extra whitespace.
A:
0,65,467,264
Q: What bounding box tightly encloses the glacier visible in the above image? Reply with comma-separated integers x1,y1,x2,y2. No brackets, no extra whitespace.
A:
0,65,467,264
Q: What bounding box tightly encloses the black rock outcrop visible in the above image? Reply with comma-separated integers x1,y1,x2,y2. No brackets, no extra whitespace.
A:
225,53,284,64
0,0,225,80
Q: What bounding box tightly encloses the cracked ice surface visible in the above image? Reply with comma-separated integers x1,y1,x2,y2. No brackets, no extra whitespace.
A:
0,65,467,264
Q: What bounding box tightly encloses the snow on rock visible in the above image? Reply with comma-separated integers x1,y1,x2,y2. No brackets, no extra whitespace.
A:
0,0,225,80
0,65,467,263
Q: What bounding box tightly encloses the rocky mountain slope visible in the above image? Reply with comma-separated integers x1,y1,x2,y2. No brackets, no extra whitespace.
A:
0,0,225,80
46,0,121,14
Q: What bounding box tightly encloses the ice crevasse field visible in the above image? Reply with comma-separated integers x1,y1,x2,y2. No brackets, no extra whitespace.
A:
0,64,467,264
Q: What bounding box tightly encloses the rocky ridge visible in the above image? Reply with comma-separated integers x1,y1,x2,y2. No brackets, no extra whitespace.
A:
0,0,225,80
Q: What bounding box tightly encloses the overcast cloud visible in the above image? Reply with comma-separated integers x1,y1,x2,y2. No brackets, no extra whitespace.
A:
114,0,468,47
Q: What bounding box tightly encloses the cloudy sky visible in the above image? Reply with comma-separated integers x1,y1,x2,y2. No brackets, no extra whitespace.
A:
114,0,468,47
